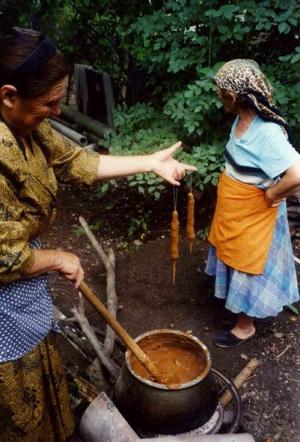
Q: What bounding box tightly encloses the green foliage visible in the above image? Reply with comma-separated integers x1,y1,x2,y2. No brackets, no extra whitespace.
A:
101,103,179,199
107,103,178,152
72,220,102,237
197,226,210,241
164,66,223,137
104,103,225,196
7,0,300,195
127,173,166,200
127,209,149,240
178,144,225,191
123,0,300,144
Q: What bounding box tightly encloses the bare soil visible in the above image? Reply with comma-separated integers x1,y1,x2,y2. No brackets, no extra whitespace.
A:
43,182,300,442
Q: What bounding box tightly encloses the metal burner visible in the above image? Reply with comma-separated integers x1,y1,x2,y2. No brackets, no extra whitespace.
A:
168,402,224,438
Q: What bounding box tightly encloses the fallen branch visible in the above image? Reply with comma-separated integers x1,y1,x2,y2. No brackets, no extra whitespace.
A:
71,299,119,382
220,358,262,407
54,305,93,361
74,375,100,403
275,344,291,360
286,377,300,384
75,293,111,390
79,216,117,357
104,249,117,357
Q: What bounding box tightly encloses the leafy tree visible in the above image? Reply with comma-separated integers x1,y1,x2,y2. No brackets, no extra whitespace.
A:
2,0,299,195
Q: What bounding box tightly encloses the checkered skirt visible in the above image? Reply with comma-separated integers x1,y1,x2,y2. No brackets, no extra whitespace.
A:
205,208,299,318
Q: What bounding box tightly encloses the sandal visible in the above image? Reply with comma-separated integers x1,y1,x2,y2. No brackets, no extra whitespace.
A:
214,330,255,349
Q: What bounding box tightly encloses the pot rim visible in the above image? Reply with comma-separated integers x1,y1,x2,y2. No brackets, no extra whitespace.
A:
125,328,212,390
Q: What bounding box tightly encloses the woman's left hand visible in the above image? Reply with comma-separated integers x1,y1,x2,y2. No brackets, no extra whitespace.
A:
265,187,285,207
149,142,197,185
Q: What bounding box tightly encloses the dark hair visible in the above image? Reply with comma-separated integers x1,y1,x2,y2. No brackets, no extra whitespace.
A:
0,27,69,99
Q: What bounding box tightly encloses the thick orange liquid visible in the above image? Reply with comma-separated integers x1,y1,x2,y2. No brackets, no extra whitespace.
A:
130,337,206,386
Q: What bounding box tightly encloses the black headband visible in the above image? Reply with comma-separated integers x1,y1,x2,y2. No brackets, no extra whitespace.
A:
0,35,56,84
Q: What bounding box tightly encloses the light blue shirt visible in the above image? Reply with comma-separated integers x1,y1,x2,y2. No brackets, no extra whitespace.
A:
225,115,300,188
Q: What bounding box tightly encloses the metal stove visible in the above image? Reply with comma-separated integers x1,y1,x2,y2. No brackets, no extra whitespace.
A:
79,368,243,441
137,369,242,439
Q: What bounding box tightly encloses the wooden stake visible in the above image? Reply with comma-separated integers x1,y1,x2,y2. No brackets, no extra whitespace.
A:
220,358,262,407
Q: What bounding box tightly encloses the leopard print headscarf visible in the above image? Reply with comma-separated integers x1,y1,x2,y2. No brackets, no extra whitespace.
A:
214,59,288,129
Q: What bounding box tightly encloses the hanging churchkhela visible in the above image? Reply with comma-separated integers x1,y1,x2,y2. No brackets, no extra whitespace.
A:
170,182,196,284
186,189,196,253
170,187,179,285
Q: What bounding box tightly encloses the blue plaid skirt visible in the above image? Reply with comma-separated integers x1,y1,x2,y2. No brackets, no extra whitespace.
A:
205,208,299,318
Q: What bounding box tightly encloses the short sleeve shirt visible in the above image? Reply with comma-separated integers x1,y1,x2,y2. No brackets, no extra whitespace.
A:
225,115,300,187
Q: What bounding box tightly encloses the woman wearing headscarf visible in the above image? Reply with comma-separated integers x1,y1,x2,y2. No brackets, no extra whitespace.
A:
206,59,300,348
0,27,195,441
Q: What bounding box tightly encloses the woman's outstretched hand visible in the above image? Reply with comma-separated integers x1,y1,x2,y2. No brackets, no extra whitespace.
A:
149,142,197,185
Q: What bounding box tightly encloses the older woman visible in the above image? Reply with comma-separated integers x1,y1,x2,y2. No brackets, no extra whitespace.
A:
0,27,195,441
206,59,300,348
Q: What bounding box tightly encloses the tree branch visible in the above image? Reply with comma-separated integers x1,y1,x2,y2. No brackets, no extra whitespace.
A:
78,216,118,357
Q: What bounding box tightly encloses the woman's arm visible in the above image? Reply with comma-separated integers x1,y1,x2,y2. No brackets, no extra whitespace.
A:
24,249,84,288
97,142,196,185
265,160,300,207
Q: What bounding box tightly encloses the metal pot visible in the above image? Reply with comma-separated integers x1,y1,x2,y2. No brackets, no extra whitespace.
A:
114,329,219,435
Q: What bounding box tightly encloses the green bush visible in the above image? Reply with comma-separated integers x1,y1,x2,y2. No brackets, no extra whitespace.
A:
101,103,225,198
11,0,300,197
101,103,179,199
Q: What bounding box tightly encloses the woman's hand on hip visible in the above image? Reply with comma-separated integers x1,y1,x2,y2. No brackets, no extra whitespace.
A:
265,187,285,207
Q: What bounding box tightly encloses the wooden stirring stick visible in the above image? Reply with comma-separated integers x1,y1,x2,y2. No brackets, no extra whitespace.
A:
79,281,163,384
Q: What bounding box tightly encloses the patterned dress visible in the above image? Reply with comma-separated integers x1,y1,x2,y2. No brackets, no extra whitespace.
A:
0,119,99,441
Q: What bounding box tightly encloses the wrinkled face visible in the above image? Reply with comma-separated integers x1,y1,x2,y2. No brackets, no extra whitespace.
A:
8,76,68,135
216,86,239,114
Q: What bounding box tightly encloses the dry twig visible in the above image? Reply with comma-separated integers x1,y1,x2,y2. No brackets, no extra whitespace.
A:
220,358,262,407
79,216,117,357
71,297,119,382
54,305,93,361
275,344,291,360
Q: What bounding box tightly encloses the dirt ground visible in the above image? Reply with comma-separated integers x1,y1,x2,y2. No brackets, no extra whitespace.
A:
43,182,300,442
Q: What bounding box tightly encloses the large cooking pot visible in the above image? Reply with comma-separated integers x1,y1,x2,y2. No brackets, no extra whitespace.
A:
114,329,219,435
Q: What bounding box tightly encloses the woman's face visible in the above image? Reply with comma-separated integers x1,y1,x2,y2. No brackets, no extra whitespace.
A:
216,86,239,114
3,76,68,135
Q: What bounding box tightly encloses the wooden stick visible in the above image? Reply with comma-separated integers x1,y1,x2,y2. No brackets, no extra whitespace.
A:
79,216,117,357
71,303,119,381
103,248,117,356
54,306,94,361
74,375,100,403
220,358,261,407
79,281,163,384
172,261,176,285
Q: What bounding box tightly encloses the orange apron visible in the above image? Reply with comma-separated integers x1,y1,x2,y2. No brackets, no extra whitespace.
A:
208,172,278,275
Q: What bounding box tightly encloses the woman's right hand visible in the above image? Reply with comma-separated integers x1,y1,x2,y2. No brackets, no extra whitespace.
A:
25,249,84,288
55,251,84,288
